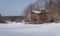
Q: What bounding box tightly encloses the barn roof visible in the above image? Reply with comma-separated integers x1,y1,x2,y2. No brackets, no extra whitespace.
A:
32,10,41,14
32,10,48,14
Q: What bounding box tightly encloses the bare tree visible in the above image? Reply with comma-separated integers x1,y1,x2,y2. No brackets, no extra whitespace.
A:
23,0,48,22
45,0,60,22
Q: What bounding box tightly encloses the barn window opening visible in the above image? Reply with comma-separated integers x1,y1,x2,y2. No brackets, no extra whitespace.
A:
33,19,37,21
41,18,44,20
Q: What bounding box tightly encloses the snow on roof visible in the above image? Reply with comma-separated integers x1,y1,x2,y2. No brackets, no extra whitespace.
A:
32,10,41,14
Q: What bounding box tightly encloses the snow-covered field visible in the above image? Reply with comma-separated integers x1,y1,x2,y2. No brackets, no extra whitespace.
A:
0,22,60,36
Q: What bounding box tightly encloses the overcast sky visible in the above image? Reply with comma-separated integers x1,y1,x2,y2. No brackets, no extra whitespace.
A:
0,0,35,16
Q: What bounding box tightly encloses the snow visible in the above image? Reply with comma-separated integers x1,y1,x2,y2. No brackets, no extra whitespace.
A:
0,22,60,36
32,10,41,13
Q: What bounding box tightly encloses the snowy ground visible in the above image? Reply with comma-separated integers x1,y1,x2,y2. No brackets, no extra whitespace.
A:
0,22,60,36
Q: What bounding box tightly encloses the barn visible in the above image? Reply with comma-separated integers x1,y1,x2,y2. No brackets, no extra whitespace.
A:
30,10,49,24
